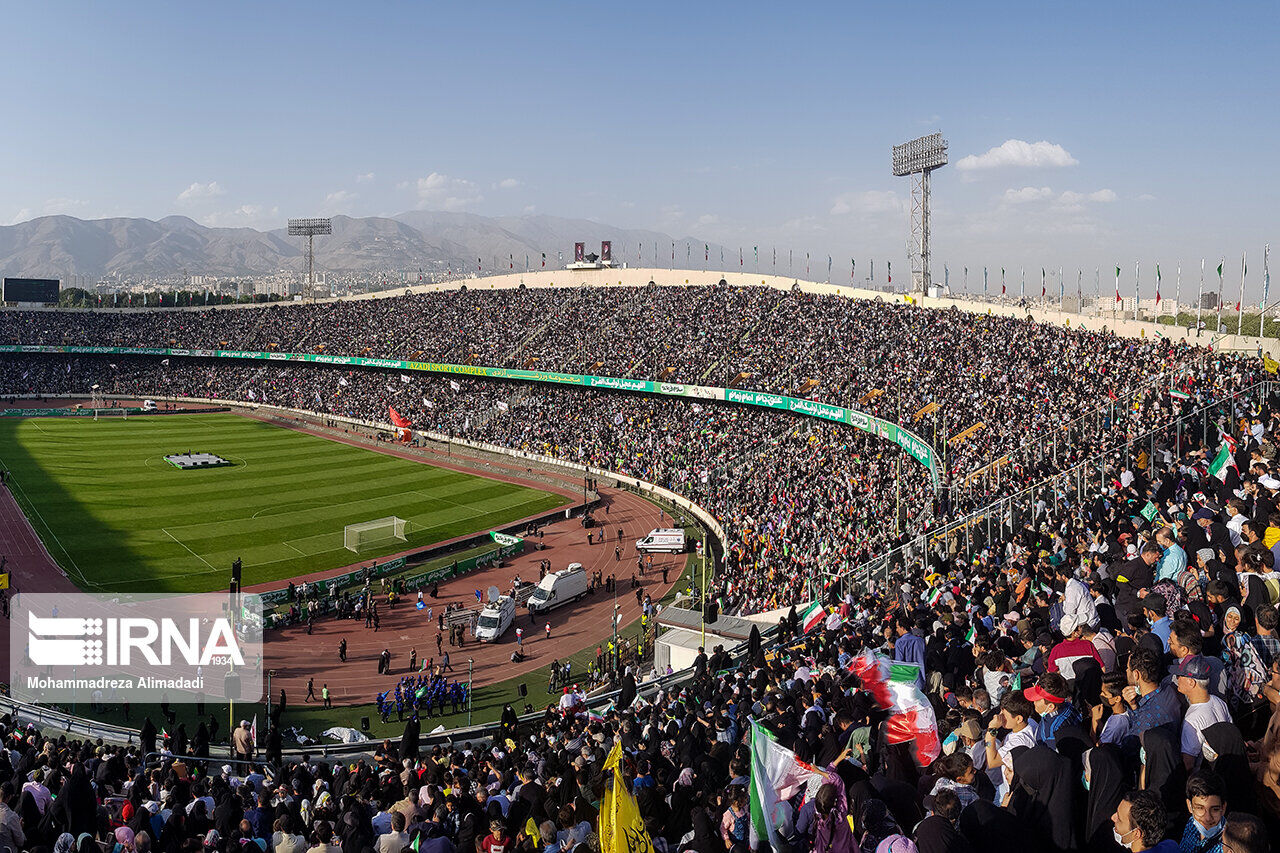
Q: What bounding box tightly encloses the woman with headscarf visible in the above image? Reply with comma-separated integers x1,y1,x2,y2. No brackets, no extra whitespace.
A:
139,718,157,758
1203,720,1257,815
112,826,136,853
19,789,45,849
75,831,98,853
192,722,210,760
618,672,637,713
666,767,697,844
45,763,97,838
1140,726,1186,818
171,723,188,757
398,716,420,764
856,798,901,853
1220,604,1268,708
680,805,721,853
1082,745,1128,853
499,704,519,741
53,831,76,853
1009,744,1077,853
958,799,1024,850
748,623,763,666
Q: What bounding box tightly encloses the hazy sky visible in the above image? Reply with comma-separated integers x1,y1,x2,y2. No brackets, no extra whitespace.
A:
4,1,1276,295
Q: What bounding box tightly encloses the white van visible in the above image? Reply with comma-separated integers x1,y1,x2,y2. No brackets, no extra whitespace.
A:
474,595,515,642
142,399,157,411
635,528,686,554
528,564,590,614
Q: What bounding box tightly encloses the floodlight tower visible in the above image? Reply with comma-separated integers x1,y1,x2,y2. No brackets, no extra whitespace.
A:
287,218,332,300
891,133,948,293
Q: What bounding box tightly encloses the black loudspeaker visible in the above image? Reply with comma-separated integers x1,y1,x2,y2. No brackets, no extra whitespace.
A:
518,683,527,698
360,716,370,731
232,558,242,583
705,599,719,625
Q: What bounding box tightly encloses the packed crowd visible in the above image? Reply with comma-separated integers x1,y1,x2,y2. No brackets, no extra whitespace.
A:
0,285,1252,487
5,294,1280,850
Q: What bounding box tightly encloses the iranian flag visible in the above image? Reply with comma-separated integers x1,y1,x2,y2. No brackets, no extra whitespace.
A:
1208,440,1237,483
749,719,826,850
1170,390,1191,401
847,650,941,767
801,602,825,633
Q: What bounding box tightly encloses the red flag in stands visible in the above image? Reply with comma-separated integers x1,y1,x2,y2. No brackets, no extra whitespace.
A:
388,407,412,428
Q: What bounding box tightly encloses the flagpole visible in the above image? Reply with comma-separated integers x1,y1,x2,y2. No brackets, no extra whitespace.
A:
1113,266,1119,322
1217,257,1225,333
1238,251,1247,337
1175,265,1182,327
1264,244,1272,339
1197,259,1204,336
1134,261,1140,322
1155,264,1161,321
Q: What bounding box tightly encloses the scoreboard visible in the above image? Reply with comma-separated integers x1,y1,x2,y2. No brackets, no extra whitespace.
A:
2,278,60,302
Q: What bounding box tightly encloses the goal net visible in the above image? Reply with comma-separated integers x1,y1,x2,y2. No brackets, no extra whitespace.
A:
344,516,408,552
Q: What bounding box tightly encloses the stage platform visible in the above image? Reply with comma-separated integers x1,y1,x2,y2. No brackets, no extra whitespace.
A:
164,452,233,470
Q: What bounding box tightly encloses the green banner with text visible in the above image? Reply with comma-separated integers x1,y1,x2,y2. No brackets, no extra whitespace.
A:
1,344,940,490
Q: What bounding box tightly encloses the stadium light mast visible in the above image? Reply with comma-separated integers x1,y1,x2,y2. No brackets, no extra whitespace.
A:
892,133,948,293
287,218,332,301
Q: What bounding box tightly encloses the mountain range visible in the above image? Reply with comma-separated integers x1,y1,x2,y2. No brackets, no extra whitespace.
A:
0,212,724,278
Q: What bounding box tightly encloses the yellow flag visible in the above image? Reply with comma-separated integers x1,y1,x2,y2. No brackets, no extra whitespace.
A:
1265,354,1279,374
600,741,654,853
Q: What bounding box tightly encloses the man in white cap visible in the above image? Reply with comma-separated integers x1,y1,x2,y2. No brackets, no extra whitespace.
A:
233,720,254,761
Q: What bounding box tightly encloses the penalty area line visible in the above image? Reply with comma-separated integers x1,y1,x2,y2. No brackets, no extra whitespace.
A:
161,527,218,571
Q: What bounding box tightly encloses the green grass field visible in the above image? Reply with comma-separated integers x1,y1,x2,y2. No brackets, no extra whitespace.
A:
0,413,567,593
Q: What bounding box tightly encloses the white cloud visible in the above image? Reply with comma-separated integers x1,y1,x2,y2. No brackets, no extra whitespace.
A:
408,172,482,211
829,190,907,216
1137,193,1157,201
497,177,521,189
955,140,1078,174
176,181,226,202
522,204,537,214
4,208,34,226
322,190,358,212
200,205,280,228
1002,186,1054,204
696,214,719,226
355,172,375,183
1056,188,1116,210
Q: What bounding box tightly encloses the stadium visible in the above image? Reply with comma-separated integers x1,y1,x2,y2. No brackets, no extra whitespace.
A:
3,5,1278,848
3,260,1279,843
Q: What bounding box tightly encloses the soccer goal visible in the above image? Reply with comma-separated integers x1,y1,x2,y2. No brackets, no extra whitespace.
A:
343,516,408,552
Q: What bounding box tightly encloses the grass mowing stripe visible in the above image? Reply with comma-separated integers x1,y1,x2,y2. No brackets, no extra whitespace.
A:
0,414,568,593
